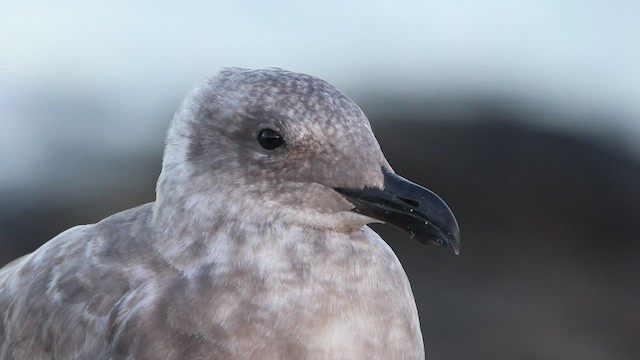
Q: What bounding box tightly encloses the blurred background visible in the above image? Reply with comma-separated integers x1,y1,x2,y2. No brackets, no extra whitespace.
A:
1,1,639,358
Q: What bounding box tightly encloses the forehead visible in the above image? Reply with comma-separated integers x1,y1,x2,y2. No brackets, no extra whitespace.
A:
209,68,366,126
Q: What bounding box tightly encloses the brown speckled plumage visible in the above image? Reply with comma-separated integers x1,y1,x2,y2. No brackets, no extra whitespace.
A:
0,68,425,359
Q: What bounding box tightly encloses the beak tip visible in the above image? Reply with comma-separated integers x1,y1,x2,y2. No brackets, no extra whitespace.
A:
449,219,461,255
447,235,461,255
444,225,461,255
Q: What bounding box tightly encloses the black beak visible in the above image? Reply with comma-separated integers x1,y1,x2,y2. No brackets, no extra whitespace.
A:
335,168,460,254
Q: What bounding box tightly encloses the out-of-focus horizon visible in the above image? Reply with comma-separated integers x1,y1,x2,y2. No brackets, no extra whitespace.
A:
1,2,639,359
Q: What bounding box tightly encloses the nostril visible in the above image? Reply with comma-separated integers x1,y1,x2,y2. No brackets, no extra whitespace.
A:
397,196,419,208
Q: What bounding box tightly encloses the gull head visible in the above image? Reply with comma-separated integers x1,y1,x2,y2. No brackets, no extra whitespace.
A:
155,68,459,253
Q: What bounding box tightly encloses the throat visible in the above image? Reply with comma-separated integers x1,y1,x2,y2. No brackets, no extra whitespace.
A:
151,208,371,279
150,184,374,277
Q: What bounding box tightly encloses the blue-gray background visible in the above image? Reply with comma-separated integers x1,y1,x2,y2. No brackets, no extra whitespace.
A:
1,1,639,359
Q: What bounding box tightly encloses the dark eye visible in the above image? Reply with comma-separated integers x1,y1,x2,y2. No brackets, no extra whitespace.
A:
257,129,284,150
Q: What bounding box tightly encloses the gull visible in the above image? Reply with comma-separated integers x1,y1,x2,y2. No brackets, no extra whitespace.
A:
0,68,459,359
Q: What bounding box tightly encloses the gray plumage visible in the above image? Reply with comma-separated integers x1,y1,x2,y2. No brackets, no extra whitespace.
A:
0,68,451,359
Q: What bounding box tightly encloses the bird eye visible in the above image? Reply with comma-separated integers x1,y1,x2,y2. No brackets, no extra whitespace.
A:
257,129,284,150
